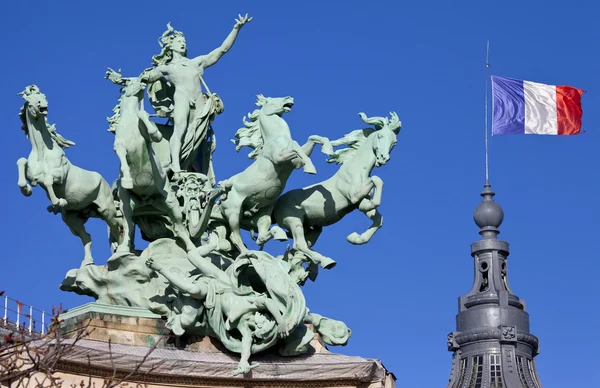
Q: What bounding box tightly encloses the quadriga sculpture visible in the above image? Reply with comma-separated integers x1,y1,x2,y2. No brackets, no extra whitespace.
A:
273,112,401,272
215,95,331,254
16,85,122,265
105,69,196,252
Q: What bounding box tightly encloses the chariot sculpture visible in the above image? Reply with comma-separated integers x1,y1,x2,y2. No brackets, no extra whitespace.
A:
15,15,404,376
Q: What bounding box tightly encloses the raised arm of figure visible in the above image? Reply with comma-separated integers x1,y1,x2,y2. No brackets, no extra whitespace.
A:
231,320,259,376
140,67,165,83
186,243,229,284
146,258,207,298
193,13,252,69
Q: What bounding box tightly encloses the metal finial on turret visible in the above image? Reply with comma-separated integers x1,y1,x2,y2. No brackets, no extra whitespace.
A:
473,183,504,239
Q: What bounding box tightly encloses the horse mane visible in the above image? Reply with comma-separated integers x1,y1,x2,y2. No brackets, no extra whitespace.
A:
19,103,75,148
326,128,375,165
231,95,269,159
327,112,401,165
106,92,124,133
18,103,28,137
18,85,75,148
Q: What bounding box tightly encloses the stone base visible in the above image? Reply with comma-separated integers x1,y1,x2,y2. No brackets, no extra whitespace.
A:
52,303,395,387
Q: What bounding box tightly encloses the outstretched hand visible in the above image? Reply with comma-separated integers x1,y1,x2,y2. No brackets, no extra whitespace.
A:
105,67,124,85
232,360,259,376
145,257,162,272
234,13,253,29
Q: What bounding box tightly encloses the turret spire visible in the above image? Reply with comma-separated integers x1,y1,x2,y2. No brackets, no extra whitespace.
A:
446,184,542,388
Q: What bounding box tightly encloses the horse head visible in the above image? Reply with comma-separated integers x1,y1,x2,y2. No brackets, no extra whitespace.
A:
234,95,296,158
106,68,147,99
359,112,401,167
255,94,294,117
19,85,48,120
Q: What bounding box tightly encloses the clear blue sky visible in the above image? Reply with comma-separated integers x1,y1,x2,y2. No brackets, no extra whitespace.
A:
1,1,598,386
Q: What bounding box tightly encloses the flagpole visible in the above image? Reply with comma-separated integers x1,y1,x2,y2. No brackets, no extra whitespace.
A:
484,40,491,184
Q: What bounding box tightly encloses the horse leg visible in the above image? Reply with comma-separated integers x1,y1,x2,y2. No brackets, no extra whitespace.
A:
275,148,304,171
138,109,163,142
349,177,376,205
16,158,32,196
94,181,123,252
163,191,196,252
43,174,67,209
254,217,286,246
346,207,383,245
304,225,324,282
302,136,333,157
368,176,383,207
291,141,316,175
357,176,384,212
114,143,133,189
62,210,93,266
255,205,276,246
220,199,247,255
345,176,384,244
305,225,323,248
116,185,135,252
285,216,336,269
213,224,233,252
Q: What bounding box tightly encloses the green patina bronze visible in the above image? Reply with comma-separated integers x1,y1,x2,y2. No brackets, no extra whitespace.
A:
15,14,403,376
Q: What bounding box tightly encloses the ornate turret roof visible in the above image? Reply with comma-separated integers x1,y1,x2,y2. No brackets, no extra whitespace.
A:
446,184,542,388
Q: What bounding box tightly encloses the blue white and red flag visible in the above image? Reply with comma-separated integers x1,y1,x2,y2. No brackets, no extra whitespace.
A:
491,76,584,136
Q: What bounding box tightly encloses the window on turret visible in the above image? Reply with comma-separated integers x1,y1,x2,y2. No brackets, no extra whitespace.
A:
489,354,503,387
500,261,510,291
516,356,535,388
454,357,467,388
468,355,483,388
479,261,489,292
527,359,541,388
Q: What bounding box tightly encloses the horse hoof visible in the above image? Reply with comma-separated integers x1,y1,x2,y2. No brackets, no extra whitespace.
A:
219,239,233,252
57,199,69,208
20,185,32,197
319,257,337,270
307,263,319,281
47,205,62,214
256,236,271,246
150,131,163,142
121,178,133,189
321,144,334,155
303,165,317,175
346,232,367,245
270,226,288,241
116,245,130,253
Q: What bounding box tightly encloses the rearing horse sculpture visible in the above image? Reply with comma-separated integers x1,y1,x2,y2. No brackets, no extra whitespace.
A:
273,112,401,271
215,95,331,255
105,69,196,252
16,85,122,265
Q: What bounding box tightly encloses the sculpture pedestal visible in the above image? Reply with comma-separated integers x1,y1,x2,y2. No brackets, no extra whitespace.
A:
54,303,396,387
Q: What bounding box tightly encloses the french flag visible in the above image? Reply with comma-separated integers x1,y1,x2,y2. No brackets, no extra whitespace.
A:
491,76,584,136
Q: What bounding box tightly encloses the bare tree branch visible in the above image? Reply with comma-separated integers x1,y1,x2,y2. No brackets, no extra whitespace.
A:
2,306,167,388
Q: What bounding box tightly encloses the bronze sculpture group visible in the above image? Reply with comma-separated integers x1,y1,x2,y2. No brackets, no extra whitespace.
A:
15,16,402,375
